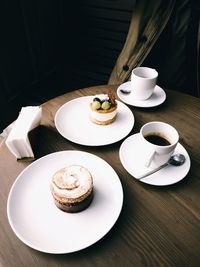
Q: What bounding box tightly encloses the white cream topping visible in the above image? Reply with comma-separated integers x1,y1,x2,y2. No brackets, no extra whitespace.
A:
94,94,109,101
63,170,80,189
90,109,117,122
52,165,92,199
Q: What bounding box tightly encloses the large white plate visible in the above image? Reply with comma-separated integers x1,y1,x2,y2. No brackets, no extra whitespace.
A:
119,133,191,186
117,82,166,108
7,151,123,254
55,96,134,146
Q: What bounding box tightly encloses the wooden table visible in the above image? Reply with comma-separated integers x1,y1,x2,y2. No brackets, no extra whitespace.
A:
0,85,200,267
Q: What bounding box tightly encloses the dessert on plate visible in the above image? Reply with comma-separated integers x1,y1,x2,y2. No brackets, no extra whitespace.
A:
89,91,117,125
50,165,93,213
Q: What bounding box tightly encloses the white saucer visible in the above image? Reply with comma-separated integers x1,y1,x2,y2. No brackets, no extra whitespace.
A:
7,151,123,253
119,133,191,186
55,96,134,146
117,81,166,108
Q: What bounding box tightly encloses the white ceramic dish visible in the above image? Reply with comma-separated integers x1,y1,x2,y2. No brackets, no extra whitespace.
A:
55,96,134,146
7,151,123,253
117,81,166,108
119,133,191,186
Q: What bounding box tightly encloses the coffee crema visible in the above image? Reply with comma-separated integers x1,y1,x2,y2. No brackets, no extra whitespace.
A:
144,133,171,146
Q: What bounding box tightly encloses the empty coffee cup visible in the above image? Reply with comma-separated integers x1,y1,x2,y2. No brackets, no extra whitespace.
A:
130,67,158,100
140,121,179,168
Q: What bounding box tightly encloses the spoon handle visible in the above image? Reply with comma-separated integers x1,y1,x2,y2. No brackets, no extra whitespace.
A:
120,89,131,94
137,162,169,180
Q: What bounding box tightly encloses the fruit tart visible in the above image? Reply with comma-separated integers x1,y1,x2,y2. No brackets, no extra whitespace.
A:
89,91,117,125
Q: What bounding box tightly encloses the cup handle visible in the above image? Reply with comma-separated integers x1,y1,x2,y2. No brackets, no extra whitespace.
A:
144,148,156,168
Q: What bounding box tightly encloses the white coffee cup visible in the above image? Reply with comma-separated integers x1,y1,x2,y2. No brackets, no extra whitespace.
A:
140,121,179,168
130,67,158,100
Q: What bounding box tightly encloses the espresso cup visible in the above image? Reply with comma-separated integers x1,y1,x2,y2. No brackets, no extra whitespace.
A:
140,121,179,168
130,67,158,100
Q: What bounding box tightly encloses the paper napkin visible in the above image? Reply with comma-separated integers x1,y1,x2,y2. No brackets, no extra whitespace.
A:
5,106,42,160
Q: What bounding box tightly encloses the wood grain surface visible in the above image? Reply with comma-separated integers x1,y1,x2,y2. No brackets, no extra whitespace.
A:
0,85,200,267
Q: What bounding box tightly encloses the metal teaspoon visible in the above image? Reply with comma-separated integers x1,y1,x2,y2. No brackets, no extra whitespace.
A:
137,154,186,180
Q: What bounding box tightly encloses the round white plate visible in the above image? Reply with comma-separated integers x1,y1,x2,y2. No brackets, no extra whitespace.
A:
117,81,166,108
55,96,134,146
7,151,123,254
119,133,191,186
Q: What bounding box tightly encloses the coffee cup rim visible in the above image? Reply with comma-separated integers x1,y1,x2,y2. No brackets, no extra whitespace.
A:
132,67,158,80
140,121,179,147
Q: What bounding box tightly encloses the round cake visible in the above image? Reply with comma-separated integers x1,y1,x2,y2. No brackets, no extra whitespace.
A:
89,92,117,125
50,165,93,213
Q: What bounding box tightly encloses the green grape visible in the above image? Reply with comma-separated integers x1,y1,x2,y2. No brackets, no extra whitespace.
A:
101,101,111,110
92,100,101,110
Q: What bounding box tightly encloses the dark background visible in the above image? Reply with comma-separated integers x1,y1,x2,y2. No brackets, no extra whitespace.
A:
0,0,135,131
0,0,199,132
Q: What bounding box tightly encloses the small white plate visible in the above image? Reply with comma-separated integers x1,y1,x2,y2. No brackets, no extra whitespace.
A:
119,133,191,186
55,96,134,146
7,151,123,254
117,81,166,108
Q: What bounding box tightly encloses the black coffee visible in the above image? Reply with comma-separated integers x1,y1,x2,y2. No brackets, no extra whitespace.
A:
144,134,171,146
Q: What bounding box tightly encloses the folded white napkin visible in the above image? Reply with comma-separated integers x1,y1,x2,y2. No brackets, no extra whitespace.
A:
5,106,42,159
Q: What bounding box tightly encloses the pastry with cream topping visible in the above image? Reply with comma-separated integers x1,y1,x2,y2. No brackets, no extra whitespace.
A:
90,91,117,125
50,165,93,213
